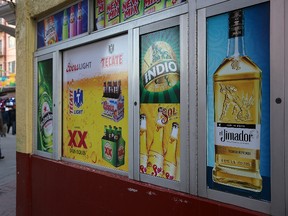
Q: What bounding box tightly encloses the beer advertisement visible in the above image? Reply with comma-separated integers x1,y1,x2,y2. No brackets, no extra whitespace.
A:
37,0,88,49
38,59,53,153
206,3,270,201
62,35,128,172
140,26,181,181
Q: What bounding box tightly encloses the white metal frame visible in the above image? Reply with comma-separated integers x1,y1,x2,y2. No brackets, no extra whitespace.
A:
197,0,285,215
132,14,190,192
33,3,189,187
33,53,56,159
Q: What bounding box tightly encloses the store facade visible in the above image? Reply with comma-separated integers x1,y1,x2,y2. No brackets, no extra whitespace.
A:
16,0,287,215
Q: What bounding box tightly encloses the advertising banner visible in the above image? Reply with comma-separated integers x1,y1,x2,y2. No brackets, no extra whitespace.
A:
37,0,88,49
139,26,181,181
94,0,186,30
206,3,270,201
63,35,128,172
38,59,53,153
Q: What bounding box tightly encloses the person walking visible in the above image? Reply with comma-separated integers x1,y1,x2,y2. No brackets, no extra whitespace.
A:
8,105,16,135
1,107,9,137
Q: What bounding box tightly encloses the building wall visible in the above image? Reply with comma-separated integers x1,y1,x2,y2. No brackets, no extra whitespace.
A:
15,0,274,216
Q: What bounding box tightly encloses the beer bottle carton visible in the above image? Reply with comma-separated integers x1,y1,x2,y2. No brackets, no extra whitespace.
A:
102,125,125,167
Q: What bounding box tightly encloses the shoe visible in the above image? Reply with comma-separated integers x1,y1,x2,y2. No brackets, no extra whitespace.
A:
0,156,4,159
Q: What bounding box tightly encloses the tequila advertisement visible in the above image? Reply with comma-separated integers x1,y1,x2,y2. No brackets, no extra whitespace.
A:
140,26,181,181
63,35,129,172
207,3,270,201
38,59,53,153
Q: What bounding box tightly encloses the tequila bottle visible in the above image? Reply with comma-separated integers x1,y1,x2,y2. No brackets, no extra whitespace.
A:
213,10,262,192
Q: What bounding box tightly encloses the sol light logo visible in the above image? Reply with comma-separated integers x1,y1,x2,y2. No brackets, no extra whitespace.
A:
69,88,84,115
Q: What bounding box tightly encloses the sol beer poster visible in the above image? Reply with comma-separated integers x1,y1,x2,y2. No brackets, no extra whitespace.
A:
139,26,181,181
62,35,128,172
206,3,270,201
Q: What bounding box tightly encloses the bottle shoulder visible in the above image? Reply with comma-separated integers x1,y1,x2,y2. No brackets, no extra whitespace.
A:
213,56,262,81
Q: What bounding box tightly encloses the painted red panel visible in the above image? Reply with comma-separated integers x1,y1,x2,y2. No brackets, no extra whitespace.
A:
16,153,268,216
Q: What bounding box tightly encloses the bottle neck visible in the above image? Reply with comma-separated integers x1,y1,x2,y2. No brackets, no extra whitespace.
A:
227,36,246,58
227,10,245,59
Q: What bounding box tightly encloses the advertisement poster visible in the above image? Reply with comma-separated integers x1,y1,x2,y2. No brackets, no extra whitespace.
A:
37,0,88,49
206,3,270,201
38,59,53,153
139,26,181,181
94,0,186,30
63,35,128,172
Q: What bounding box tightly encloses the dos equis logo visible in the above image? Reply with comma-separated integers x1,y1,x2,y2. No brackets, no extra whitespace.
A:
69,88,84,115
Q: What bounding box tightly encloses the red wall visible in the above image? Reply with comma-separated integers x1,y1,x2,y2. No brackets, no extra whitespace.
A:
16,152,267,216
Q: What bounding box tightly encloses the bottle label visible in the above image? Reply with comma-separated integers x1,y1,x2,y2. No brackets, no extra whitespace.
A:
229,10,243,38
147,151,164,177
163,160,176,180
215,123,260,150
140,154,148,173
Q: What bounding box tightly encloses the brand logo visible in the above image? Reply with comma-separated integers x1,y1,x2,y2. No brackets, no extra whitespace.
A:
109,44,114,54
66,62,92,73
107,0,120,21
158,107,177,125
143,60,178,86
68,130,88,149
98,0,105,13
118,146,124,160
144,0,161,9
74,88,83,108
104,142,113,160
122,0,140,20
219,129,257,143
101,54,123,68
69,88,83,115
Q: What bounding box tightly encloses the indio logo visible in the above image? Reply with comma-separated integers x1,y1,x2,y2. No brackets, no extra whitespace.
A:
104,142,113,160
142,41,179,92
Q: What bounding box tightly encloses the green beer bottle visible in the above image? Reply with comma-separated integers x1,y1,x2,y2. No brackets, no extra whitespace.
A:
38,61,53,153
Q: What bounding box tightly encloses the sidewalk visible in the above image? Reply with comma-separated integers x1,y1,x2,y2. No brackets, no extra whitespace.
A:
0,132,16,216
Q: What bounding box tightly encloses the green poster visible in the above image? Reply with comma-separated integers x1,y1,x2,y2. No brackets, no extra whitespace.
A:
38,59,53,153
140,26,180,104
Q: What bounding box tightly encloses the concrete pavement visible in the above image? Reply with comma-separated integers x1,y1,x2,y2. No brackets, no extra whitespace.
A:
0,132,16,216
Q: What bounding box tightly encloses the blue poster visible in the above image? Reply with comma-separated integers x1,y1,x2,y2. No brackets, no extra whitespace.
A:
206,3,270,201
37,0,88,48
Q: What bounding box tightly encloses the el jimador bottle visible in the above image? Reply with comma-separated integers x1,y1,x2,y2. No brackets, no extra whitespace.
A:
213,9,262,192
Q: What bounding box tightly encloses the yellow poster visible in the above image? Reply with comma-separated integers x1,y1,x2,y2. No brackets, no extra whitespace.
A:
140,104,180,181
62,35,128,172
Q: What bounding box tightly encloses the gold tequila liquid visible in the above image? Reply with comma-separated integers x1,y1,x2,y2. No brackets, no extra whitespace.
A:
213,55,262,192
